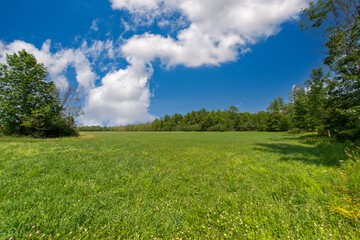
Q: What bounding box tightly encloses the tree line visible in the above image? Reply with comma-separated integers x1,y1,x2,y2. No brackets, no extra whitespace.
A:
82,0,360,140
82,0,359,140
1,0,359,139
88,60,356,140
79,106,292,132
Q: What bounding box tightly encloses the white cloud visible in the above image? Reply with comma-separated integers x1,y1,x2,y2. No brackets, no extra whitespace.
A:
87,0,307,126
110,0,161,12
81,40,120,61
0,40,97,91
91,19,99,32
0,39,155,126
116,0,309,67
81,59,155,126
1,1,309,126
122,27,244,67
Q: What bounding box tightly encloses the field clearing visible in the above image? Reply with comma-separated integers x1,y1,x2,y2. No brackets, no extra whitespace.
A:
0,132,359,239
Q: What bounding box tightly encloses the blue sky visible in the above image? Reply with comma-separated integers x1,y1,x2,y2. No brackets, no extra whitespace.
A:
0,0,324,125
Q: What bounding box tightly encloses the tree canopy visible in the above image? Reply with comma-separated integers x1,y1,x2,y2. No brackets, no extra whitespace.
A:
0,50,78,137
299,0,360,139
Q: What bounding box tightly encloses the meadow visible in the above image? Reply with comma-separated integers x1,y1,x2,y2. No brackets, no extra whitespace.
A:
1,132,359,239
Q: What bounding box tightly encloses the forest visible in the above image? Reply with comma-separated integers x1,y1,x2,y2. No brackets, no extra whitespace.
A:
80,1,360,140
80,67,359,140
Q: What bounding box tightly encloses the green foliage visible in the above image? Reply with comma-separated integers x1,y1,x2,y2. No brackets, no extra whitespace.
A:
267,111,291,132
267,96,285,113
94,106,291,133
80,0,359,140
1,132,359,239
290,68,329,133
304,68,328,132
301,0,360,78
0,50,78,137
300,0,360,139
290,85,308,130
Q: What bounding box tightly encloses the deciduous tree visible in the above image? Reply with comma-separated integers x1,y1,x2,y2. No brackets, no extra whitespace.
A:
301,0,360,139
0,50,78,137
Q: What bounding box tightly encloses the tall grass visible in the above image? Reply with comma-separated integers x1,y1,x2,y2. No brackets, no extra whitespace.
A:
0,132,359,239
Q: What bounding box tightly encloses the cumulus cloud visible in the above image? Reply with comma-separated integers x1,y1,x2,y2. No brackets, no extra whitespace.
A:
81,59,155,126
114,0,308,67
0,39,155,125
122,28,244,67
1,1,309,126
83,0,309,125
0,40,97,91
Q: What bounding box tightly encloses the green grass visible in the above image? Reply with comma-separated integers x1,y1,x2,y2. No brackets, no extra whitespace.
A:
1,132,359,239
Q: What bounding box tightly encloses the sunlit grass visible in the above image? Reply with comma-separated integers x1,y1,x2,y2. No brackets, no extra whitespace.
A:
1,132,359,239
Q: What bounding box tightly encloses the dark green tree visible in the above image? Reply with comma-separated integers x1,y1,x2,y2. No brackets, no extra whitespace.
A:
290,68,329,132
254,111,270,131
301,0,360,139
290,85,309,130
304,68,329,132
267,96,285,113
267,111,291,132
0,50,78,137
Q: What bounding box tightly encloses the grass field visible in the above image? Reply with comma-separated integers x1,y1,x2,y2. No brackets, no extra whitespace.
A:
1,132,359,239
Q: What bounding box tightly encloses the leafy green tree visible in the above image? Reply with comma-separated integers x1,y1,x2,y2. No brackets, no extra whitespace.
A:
304,68,329,132
0,50,78,137
266,97,291,132
291,68,329,132
151,119,161,130
267,96,285,113
290,85,308,130
301,0,360,139
254,111,270,131
225,106,239,130
267,111,291,132
301,0,360,80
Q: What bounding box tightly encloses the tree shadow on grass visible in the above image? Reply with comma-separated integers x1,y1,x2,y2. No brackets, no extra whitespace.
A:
254,141,348,167
268,136,300,142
